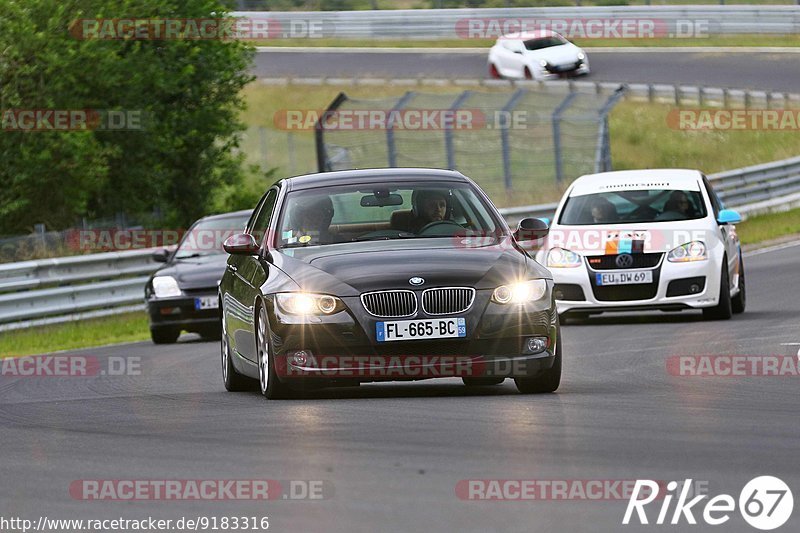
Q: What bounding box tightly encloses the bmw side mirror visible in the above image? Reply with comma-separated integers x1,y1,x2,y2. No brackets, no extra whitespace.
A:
223,233,260,255
152,248,170,263
717,209,741,225
514,217,549,241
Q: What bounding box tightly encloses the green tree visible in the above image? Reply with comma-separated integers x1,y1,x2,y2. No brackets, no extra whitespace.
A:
0,0,254,234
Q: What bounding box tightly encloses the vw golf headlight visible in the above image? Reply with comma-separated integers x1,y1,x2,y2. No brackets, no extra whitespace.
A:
539,59,549,68
492,280,547,305
152,276,181,298
276,293,343,315
668,241,708,262
547,247,582,268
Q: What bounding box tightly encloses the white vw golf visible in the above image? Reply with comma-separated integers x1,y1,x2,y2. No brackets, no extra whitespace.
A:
487,30,590,80
534,169,745,321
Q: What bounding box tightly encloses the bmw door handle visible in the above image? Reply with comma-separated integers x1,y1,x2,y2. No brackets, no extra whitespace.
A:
227,264,237,272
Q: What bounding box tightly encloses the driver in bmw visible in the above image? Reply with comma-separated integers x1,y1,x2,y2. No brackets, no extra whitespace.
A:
411,190,450,233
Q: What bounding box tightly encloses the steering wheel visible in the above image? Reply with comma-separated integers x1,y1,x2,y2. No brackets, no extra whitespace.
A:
417,220,463,235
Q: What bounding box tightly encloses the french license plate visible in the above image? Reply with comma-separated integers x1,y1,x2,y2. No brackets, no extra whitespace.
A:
596,271,653,286
376,318,466,342
194,296,219,310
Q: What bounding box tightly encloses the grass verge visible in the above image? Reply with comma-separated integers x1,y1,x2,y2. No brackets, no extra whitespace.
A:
0,311,150,358
737,207,800,246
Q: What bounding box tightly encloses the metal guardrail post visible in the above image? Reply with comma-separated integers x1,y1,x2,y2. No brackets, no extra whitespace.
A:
316,92,349,173
552,91,579,184
387,92,415,168
594,86,627,174
500,89,526,191
445,90,472,171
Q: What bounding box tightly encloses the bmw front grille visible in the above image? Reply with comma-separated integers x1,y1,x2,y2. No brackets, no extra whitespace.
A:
360,290,417,318
421,287,475,315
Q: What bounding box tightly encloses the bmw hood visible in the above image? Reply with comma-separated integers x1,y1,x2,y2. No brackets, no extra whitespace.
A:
272,238,550,296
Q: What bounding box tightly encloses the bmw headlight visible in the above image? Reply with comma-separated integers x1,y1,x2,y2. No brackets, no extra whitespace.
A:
276,293,343,315
668,241,708,262
152,276,181,298
547,247,582,268
492,280,547,305
577,52,586,61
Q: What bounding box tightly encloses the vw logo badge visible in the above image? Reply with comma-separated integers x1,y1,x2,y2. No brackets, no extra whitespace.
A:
615,254,634,268
409,277,425,286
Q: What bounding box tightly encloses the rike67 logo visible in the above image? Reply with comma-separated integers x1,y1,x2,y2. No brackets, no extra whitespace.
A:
623,476,794,530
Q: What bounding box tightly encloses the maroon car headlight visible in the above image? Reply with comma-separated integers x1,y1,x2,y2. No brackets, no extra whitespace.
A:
276,293,344,315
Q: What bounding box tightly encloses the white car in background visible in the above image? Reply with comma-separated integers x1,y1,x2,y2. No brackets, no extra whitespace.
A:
487,30,590,80
534,169,745,321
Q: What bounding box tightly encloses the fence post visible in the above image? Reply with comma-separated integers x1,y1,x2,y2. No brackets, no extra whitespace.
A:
315,92,348,172
445,90,472,170
500,89,526,191
552,91,579,184
594,86,626,174
387,91,415,168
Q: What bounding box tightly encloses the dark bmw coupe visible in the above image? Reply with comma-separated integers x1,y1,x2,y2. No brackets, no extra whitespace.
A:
219,168,561,398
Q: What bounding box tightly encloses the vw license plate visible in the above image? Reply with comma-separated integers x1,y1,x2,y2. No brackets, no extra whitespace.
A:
194,296,219,310
376,318,466,342
596,271,653,286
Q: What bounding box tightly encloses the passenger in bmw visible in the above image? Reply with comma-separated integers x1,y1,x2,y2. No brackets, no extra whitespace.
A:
410,189,450,232
288,195,335,244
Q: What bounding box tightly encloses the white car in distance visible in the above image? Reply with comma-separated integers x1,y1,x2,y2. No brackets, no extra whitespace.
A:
487,30,590,80
533,169,745,321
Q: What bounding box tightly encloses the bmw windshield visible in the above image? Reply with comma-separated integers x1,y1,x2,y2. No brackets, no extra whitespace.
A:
276,181,503,248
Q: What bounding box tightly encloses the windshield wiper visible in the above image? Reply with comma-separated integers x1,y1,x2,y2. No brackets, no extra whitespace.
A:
351,233,416,242
174,252,216,260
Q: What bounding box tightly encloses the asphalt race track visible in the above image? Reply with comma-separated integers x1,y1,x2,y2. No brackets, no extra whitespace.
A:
253,48,800,93
2,243,798,532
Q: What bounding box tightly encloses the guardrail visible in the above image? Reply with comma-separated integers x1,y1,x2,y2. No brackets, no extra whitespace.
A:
259,77,800,109
2,155,799,330
234,6,800,38
0,249,160,330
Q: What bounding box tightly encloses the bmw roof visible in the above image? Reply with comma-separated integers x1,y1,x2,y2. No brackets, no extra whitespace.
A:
283,168,470,191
